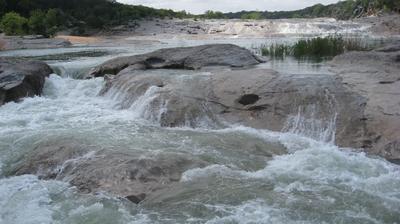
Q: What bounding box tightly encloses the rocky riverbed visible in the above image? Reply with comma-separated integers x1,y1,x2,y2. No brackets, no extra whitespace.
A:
1,17,400,224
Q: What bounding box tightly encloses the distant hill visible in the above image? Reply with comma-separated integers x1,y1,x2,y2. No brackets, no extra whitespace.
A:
209,0,400,20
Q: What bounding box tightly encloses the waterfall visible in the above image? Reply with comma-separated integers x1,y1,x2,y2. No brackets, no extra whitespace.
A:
282,89,338,143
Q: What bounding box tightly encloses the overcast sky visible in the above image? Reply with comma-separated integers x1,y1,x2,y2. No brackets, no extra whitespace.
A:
118,0,341,14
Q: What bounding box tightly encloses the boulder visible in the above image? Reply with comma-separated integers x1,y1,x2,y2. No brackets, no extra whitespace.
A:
101,67,366,149
87,44,264,77
0,58,53,106
97,43,400,162
11,140,208,203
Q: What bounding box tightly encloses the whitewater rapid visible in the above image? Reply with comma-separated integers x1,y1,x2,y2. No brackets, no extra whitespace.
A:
0,24,400,223
0,72,399,224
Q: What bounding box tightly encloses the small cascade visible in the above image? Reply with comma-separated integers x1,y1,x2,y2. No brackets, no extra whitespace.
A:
282,89,338,143
127,85,164,121
283,106,337,143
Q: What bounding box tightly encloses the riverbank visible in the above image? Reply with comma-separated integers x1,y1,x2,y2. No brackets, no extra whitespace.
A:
1,14,399,51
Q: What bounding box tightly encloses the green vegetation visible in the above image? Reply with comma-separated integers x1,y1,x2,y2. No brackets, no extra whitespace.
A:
261,44,292,58
225,0,400,20
241,12,263,20
0,0,192,36
1,0,398,36
201,10,226,19
261,36,370,60
0,12,28,35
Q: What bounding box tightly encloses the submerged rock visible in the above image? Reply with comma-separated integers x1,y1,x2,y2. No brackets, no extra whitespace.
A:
0,58,53,106
87,44,264,78
12,140,208,203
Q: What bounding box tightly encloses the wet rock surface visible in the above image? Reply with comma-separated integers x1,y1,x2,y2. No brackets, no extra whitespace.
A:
87,44,264,77
99,43,400,162
101,67,365,149
11,140,209,203
0,58,53,106
330,44,400,161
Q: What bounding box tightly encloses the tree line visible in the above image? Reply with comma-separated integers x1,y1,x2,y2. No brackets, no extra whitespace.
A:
1,0,399,36
0,0,190,36
223,0,400,20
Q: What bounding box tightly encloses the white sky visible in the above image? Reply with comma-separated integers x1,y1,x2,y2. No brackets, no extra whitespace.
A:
117,0,341,14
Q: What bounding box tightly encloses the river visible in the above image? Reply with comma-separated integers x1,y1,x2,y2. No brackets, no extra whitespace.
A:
0,19,399,224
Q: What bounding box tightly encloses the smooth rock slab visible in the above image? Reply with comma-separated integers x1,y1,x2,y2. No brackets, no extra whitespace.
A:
101,68,366,149
11,140,208,203
0,58,53,106
87,44,264,77
330,45,400,161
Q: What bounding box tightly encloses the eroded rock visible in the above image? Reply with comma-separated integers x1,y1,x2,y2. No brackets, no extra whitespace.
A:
87,44,264,78
101,67,366,149
330,45,400,161
0,58,53,106
12,140,208,203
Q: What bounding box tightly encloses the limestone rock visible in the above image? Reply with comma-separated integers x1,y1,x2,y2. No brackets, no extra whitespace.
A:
0,58,53,106
87,44,263,77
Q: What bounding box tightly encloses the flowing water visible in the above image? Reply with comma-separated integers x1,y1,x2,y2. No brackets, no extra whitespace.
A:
1,21,400,224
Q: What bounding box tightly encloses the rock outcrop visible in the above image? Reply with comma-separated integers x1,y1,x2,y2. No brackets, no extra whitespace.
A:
98,43,400,162
0,58,53,106
101,67,365,149
330,45,400,162
87,44,264,78
11,140,208,203
0,35,71,50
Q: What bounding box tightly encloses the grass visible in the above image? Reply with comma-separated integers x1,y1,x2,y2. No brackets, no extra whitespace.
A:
261,44,292,59
261,35,371,60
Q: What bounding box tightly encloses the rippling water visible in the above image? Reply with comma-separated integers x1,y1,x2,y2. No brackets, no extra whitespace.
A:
1,26,400,223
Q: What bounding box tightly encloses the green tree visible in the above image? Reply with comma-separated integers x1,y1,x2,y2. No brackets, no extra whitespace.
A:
241,12,263,20
0,12,28,35
28,10,47,35
28,9,60,37
204,10,226,19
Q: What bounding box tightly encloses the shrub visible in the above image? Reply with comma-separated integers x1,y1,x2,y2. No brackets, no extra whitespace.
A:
241,12,263,20
28,9,58,37
28,10,47,36
0,12,29,36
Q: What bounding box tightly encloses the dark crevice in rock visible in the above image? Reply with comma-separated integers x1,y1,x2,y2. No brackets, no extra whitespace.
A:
247,105,267,111
379,80,396,84
145,57,165,65
126,194,147,204
238,94,260,105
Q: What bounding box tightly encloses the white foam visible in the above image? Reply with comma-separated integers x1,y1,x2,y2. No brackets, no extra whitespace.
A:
205,200,296,224
0,175,59,224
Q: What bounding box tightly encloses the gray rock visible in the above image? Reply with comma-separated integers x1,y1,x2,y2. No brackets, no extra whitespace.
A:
99,43,400,162
0,36,71,50
330,45,400,161
87,44,264,77
0,58,53,106
101,68,366,149
12,140,208,203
